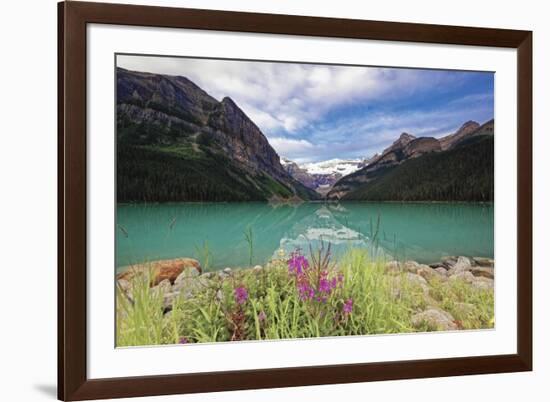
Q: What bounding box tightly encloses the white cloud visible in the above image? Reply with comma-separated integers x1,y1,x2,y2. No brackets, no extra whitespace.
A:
117,55,441,135
268,138,316,157
117,55,493,162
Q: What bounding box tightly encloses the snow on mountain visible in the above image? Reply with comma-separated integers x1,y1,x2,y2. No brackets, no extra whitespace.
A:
301,159,364,176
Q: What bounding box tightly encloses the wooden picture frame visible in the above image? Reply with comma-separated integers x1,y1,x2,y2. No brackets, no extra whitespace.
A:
58,1,532,400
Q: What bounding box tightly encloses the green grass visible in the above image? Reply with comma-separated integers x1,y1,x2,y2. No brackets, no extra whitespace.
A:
116,248,494,347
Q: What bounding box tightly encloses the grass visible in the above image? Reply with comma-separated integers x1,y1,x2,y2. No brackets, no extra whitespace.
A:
243,226,254,267
116,247,494,347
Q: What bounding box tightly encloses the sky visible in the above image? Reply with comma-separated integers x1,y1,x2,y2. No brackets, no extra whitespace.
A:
117,55,494,164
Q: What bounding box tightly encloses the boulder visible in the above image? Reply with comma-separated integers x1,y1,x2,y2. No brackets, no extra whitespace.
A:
405,272,430,295
416,265,444,281
441,256,458,269
116,258,202,286
471,266,494,279
473,257,494,268
412,308,458,331
163,291,180,310
218,267,233,279
172,275,209,299
116,279,131,293
434,267,448,276
154,279,172,295
449,271,476,284
447,256,472,275
403,260,421,273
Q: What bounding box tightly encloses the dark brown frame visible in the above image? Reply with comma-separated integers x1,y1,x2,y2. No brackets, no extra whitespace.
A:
58,1,532,400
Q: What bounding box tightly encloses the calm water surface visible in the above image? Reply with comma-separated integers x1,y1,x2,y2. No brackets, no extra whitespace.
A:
116,202,493,272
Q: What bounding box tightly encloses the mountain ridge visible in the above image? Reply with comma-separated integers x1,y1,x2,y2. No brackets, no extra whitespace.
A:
117,67,319,202
326,120,494,201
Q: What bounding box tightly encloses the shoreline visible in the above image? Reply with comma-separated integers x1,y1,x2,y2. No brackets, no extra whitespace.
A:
116,253,494,346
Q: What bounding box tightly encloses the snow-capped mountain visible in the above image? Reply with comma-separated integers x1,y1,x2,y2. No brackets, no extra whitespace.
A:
301,158,364,176
280,157,368,195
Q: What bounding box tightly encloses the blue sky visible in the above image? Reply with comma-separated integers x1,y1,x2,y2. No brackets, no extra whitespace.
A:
118,55,494,163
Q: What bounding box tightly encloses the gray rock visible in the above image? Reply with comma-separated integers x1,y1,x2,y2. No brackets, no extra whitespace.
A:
435,267,448,276
174,268,200,286
447,256,472,275
218,267,233,278
403,260,421,273
473,257,495,268
441,256,458,268
416,265,443,281
216,289,223,302
449,271,476,284
412,308,458,331
163,291,180,310
156,279,172,294
116,279,131,293
471,266,494,279
172,275,209,299
405,272,430,295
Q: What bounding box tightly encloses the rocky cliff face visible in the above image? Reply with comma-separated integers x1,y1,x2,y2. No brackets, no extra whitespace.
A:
116,68,318,202
439,121,481,150
326,120,493,201
207,97,291,183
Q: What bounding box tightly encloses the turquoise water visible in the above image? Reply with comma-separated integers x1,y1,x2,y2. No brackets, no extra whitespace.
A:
116,202,493,272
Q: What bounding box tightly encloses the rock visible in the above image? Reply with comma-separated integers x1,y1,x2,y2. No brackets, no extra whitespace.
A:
172,275,209,299
412,308,458,331
416,265,443,281
403,261,420,273
253,265,263,271
471,266,494,279
385,260,402,274
152,279,172,294
218,267,233,279
174,267,200,286
163,291,180,310
449,271,476,284
116,258,202,286
435,267,448,276
116,279,131,293
472,277,494,290
441,256,458,268
447,256,472,275
405,272,430,295
216,289,223,301
429,262,446,269
473,257,494,267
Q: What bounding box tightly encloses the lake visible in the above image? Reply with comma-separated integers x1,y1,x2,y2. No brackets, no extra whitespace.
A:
116,202,493,272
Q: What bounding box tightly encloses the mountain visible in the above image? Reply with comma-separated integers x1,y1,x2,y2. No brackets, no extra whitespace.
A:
439,120,481,150
327,120,494,202
281,158,365,196
116,68,319,202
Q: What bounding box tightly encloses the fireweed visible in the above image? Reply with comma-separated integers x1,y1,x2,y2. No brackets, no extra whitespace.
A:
116,246,494,346
287,245,349,321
